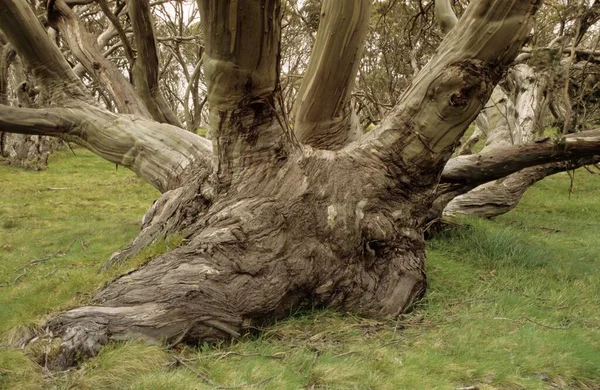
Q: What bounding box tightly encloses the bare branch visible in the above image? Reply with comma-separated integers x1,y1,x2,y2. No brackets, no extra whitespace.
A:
434,0,458,33
361,0,542,175
0,103,212,192
129,0,183,127
0,0,91,104
293,0,371,150
96,0,135,64
50,0,151,117
441,130,600,187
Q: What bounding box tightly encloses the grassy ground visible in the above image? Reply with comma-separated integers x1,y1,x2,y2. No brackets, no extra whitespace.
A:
0,150,599,389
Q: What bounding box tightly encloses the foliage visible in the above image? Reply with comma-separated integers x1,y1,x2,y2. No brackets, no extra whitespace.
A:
1,151,599,389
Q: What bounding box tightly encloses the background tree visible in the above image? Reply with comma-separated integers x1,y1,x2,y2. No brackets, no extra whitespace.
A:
1,0,599,370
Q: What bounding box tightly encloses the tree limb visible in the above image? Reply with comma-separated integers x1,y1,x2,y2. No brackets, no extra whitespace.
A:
293,0,371,150
129,0,183,127
199,0,293,188
360,0,542,177
50,0,151,117
0,0,91,105
96,0,135,64
441,130,600,187
434,0,458,33
0,103,212,192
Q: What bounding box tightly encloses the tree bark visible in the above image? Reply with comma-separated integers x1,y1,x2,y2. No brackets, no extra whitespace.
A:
7,0,590,372
0,104,211,192
199,0,289,189
129,0,183,127
443,159,599,218
293,0,371,150
49,0,151,117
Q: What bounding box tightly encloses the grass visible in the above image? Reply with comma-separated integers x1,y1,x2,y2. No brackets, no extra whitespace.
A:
1,149,599,389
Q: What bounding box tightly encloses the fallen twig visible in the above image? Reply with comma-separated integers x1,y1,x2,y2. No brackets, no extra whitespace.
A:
215,351,287,361
12,239,76,284
173,356,277,389
494,316,572,330
172,356,217,387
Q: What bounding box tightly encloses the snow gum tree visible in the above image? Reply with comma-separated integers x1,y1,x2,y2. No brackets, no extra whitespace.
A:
1,0,599,369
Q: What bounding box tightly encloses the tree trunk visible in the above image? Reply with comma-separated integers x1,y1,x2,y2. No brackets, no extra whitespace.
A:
6,0,589,371
442,64,553,219
0,41,57,169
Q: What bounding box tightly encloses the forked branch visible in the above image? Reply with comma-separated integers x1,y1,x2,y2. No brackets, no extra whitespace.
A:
129,0,183,126
362,0,542,175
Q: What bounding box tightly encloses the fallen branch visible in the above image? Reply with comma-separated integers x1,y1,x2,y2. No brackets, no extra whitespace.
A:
12,239,76,284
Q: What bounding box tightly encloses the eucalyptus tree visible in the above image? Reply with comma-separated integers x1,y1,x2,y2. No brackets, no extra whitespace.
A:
441,0,600,218
2,0,600,369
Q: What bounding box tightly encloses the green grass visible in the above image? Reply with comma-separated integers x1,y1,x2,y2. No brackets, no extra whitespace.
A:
1,150,599,389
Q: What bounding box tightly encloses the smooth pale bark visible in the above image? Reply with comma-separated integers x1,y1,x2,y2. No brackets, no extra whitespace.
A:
0,0,90,104
434,0,459,34
510,64,546,142
359,0,542,175
96,0,135,64
293,0,371,150
432,0,558,220
200,0,289,188
49,0,151,117
0,104,211,192
129,0,183,127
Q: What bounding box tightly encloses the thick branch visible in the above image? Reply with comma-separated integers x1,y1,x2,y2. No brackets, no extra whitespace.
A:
50,0,151,117
0,0,91,104
293,0,371,150
0,104,212,192
434,0,458,34
200,0,289,187
443,158,599,218
441,131,600,187
129,0,183,127
361,0,542,176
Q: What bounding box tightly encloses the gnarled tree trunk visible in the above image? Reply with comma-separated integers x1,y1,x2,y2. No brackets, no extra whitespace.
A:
5,0,599,371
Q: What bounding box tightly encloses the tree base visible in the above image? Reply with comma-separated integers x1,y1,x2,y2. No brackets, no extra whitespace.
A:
43,150,429,370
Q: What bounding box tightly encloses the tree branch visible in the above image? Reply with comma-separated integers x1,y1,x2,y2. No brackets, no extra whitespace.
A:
434,0,458,34
441,130,600,187
49,0,151,117
361,0,542,176
199,0,291,188
96,0,135,64
293,0,371,150
443,157,600,218
129,0,183,127
0,103,212,192
0,0,91,105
